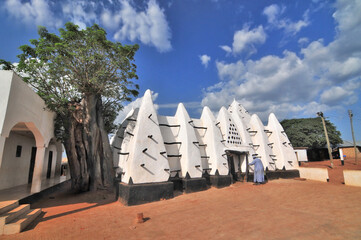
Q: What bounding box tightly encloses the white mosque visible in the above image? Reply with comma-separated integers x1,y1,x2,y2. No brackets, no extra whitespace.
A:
111,90,299,205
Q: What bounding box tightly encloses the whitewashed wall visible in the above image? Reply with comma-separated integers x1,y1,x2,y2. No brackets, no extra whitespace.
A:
249,114,275,170
228,100,256,172
119,90,170,184
0,71,55,148
0,71,63,192
267,113,297,170
158,115,182,177
0,132,34,190
200,107,228,175
175,103,203,178
113,108,138,173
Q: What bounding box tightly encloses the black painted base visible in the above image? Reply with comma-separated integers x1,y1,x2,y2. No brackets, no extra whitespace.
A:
170,178,183,191
241,170,300,182
266,169,300,180
209,175,232,188
182,178,208,193
240,173,253,182
202,172,211,185
118,181,174,206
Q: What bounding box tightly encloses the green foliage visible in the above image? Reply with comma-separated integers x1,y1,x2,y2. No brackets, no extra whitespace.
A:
0,59,14,70
15,22,139,138
280,117,343,148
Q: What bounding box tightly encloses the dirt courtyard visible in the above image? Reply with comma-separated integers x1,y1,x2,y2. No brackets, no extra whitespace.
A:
2,161,361,240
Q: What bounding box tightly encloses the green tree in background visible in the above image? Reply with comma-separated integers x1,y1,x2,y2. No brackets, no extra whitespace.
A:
3,22,139,192
281,117,342,148
0,59,13,70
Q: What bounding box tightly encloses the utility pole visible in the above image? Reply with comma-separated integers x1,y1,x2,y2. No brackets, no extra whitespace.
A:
317,112,334,168
348,110,358,165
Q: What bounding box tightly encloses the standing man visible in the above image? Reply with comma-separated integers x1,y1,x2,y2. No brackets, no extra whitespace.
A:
249,157,265,185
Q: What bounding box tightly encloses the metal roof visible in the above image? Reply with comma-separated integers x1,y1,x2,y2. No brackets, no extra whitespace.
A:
338,140,361,148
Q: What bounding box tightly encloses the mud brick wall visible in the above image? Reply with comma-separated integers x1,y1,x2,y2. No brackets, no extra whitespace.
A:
341,147,361,159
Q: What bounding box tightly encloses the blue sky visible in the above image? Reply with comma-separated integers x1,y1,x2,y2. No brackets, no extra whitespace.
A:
0,0,360,142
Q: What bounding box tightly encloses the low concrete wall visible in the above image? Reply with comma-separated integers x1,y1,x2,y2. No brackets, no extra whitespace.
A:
343,170,361,187
298,167,329,182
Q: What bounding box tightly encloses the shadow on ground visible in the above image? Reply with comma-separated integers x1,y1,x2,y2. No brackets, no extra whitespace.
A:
25,187,117,231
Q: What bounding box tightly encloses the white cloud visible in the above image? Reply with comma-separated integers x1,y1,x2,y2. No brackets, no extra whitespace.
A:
3,0,98,29
284,20,309,35
3,0,172,52
325,79,361,105
199,54,211,68
298,37,309,45
263,4,283,25
219,45,232,53
232,26,266,55
328,57,361,81
216,60,245,81
333,0,361,33
61,1,98,30
110,0,172,52
263,4,309,35
320,86,351,105
203,0,361,122
101,9,122,30
204,51,317,118
4,0,62,28
219,26,266,56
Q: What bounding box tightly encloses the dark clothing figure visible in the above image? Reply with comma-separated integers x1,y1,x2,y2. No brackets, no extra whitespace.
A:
249,158,264,183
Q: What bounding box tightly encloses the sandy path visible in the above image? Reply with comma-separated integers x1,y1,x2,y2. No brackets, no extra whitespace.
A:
1,176,361,240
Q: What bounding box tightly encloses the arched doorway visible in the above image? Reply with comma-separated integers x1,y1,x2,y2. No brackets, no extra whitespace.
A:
44,138,61,180
0,122,39,190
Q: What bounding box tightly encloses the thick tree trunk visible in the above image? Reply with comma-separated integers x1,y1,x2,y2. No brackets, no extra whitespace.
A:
62,96,115,192
63,104,90,192
83,94,115,191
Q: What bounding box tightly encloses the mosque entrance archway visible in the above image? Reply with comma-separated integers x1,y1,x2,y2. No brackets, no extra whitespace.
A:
225,150,249,182
226,155,237,182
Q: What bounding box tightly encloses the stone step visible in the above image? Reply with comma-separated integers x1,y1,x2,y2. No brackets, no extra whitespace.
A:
3,208,42,235
0,201,19,215
0,204,30,226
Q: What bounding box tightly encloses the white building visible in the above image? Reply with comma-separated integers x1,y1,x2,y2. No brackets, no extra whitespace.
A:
0,70,63,193
112,90,299,205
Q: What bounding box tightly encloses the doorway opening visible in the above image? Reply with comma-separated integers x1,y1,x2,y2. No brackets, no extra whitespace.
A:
46,151,53,179
226,150,249,182
28,147,37,183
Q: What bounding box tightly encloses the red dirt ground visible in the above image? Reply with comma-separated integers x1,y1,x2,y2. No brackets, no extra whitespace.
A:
1,160,361,240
